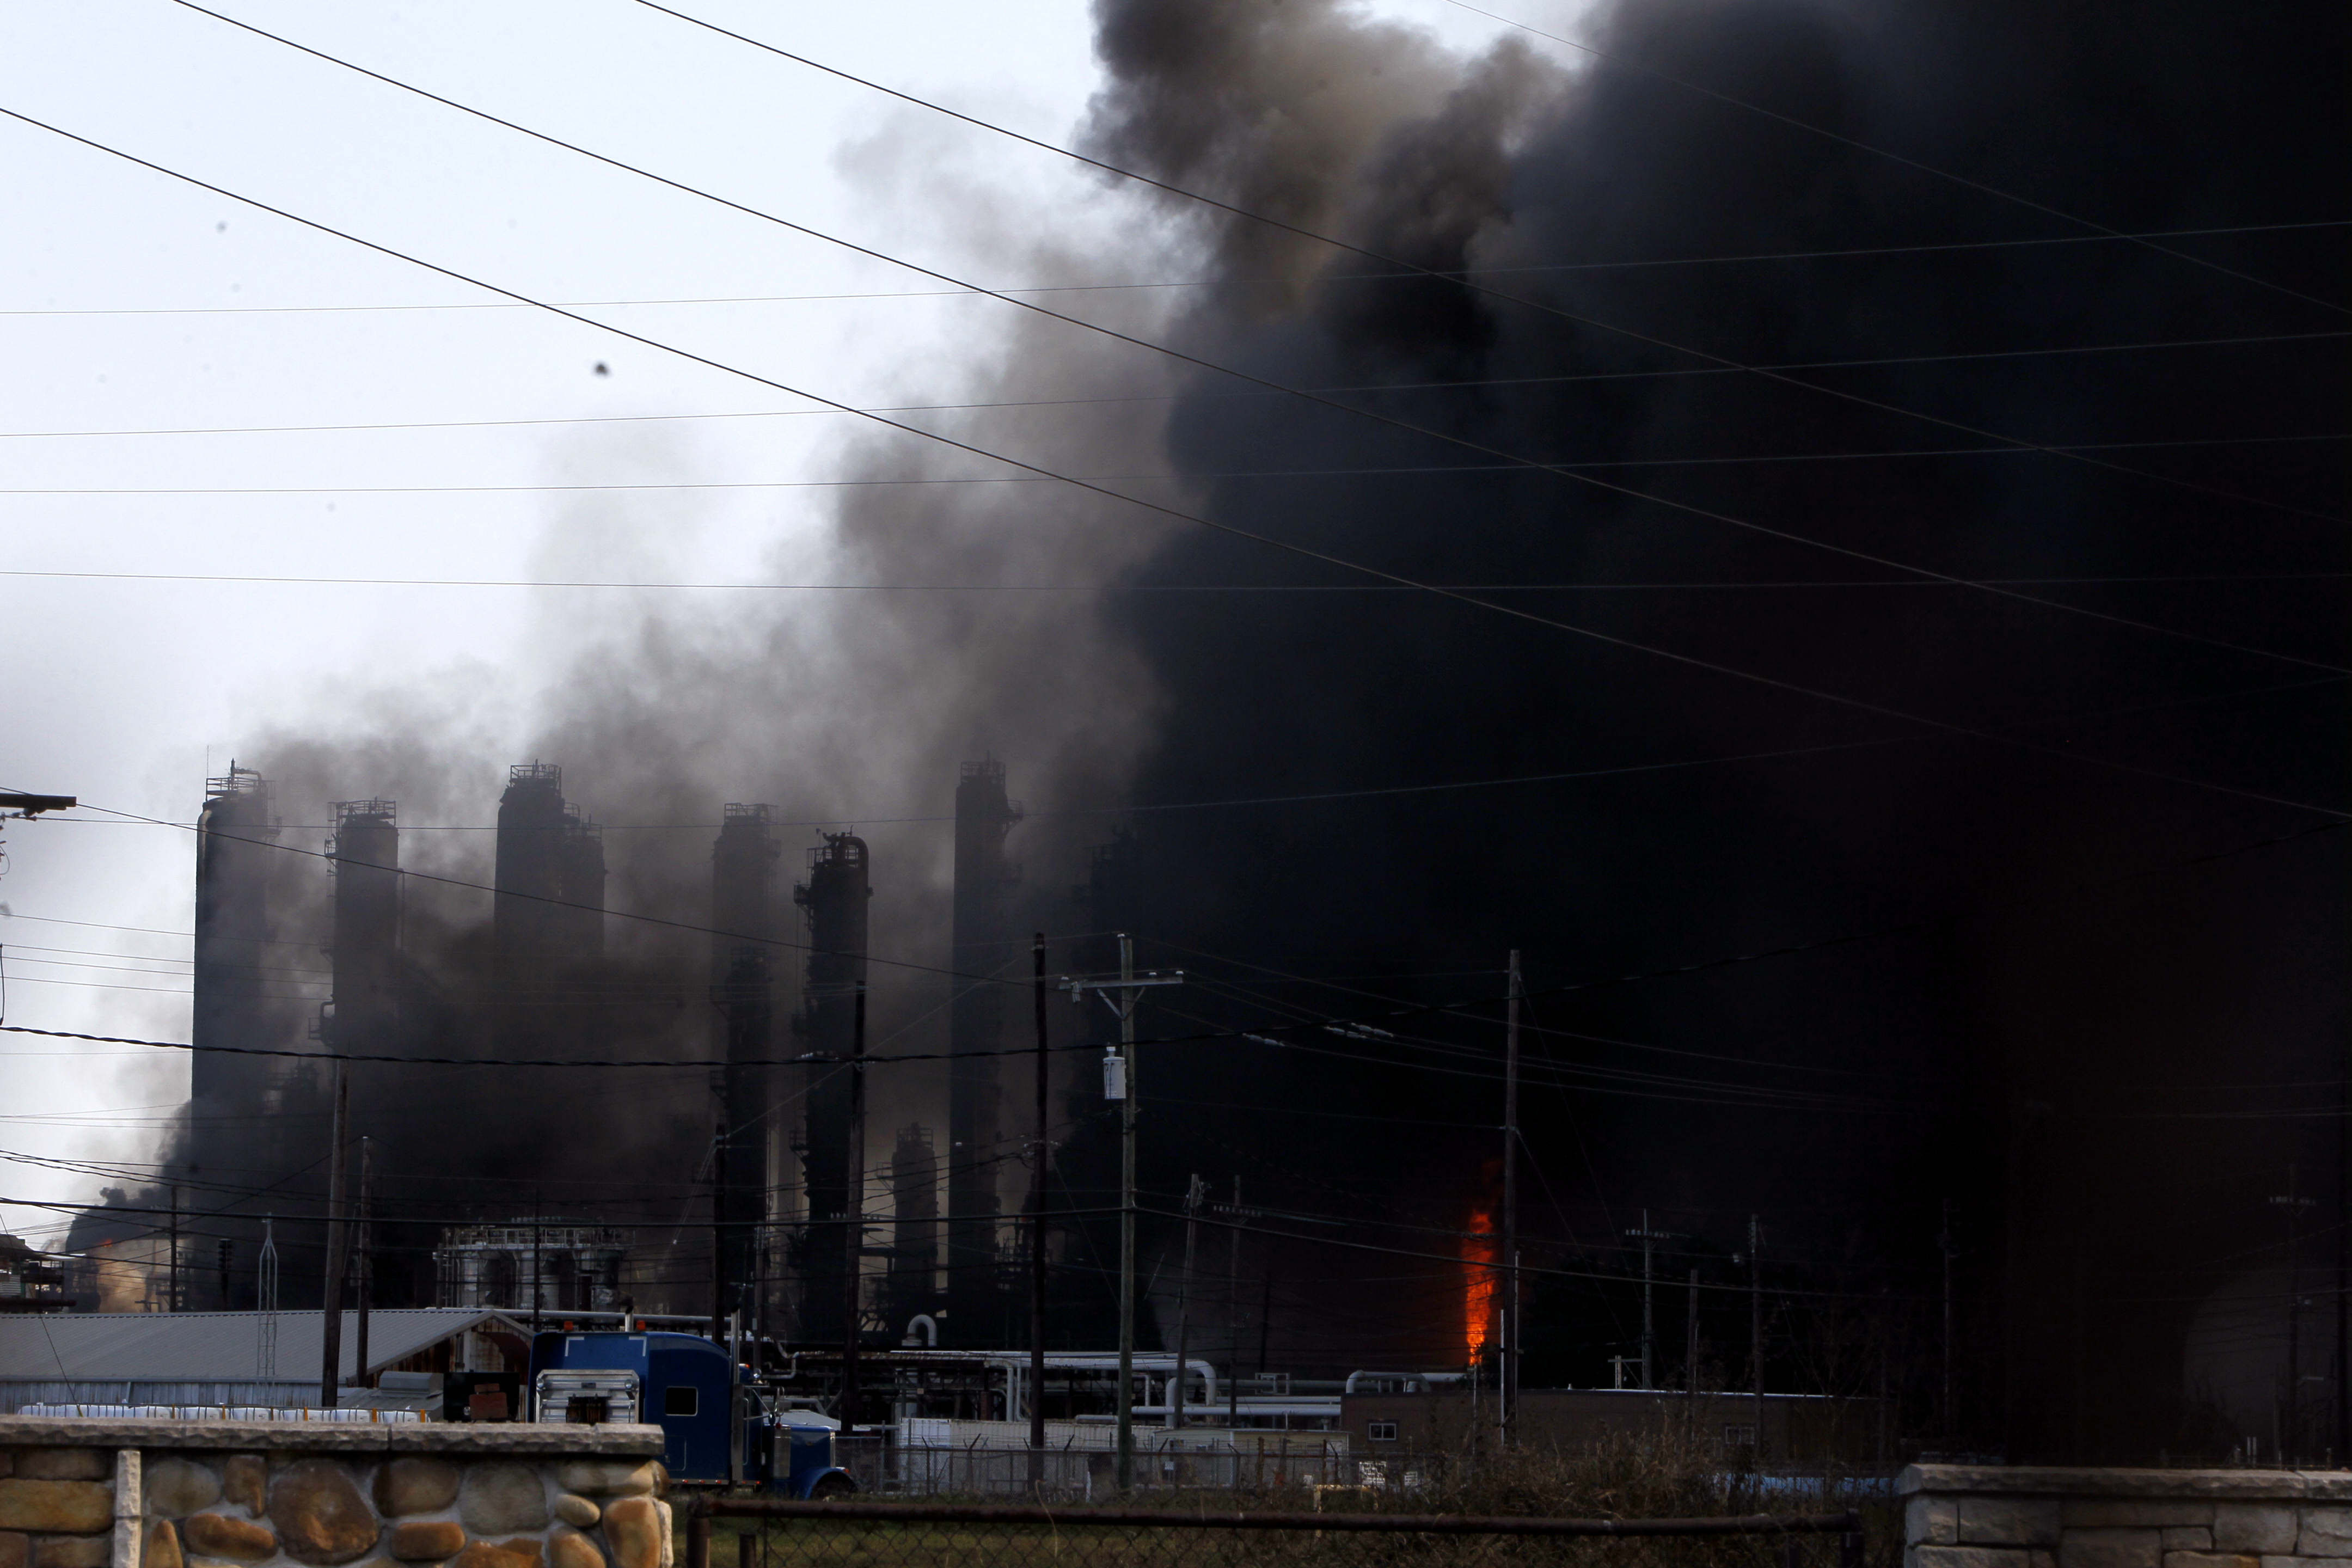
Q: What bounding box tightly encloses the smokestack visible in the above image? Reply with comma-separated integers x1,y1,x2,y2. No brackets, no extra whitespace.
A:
493,762,604,1055
188,764,321,1307
889,1124,939,1332
793,832,869,1343
947,758,1021,1346
710,804,782,1331
327,799,400,1059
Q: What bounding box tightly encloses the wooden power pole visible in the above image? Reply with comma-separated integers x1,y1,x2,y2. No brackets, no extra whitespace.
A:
318,1057,352,1409
841,981,868,1434
1500,950,1521,1445
1029,934,1049,1479
353,1138,373,1391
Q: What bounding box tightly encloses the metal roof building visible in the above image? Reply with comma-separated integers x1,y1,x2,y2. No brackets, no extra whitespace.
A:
0,1308,529,1413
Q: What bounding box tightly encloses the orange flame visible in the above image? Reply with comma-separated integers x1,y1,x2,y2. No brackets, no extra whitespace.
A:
1461,1204,1498,1359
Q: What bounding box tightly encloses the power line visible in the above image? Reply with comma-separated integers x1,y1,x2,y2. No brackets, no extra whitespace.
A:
11,740,1916,863
5,219,2340,320
5,568,2348,596
4,684,2341,1074
149,0,2352,667
0,941,329,977
5,333,2340,451
0,910,320,947
11,800,2338,1077
4,382,2339,449
20,687,2342,840
1430,0,2349,320
1137,1204,1926,1303
5,107,2340,828
1163,992,1907,1113
1169,945,1926,1083
21,784,1049,990
589,2,2352,526
626,0,2345,325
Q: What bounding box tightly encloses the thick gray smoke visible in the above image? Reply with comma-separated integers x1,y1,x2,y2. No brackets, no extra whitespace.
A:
143,0,2341,1460
157,179,1191,1320
1051,0,2343,1458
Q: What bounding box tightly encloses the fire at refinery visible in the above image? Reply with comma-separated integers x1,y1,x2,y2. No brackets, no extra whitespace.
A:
1461,1204,1498,1359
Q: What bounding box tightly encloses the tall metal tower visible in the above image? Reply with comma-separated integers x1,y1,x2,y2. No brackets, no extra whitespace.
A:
947,759,1020,1345
710,804,782,1332
794,834,870,1344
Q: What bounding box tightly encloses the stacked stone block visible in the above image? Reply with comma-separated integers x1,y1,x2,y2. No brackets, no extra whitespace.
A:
1905,1465,2352,1568
0,1421,669,1568
0,1444,117,1568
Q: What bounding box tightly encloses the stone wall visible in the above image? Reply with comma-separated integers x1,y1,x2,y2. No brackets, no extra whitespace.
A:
0,1418,669,1568
1902,1463,2352,1568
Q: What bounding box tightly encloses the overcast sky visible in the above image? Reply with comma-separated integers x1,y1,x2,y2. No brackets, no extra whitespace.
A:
0,0,1603,1238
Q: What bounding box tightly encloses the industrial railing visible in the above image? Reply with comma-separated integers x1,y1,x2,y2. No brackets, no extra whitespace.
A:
688,1497,1866,1568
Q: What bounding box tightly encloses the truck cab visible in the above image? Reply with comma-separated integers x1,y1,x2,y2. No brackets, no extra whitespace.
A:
771,1413,854,1499
527,1331,853,1497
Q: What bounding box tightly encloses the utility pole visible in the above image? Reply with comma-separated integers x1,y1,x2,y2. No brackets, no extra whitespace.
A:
216,1239,231,1312
1685,1269,1700,1443
2339,1037,2349,1464
1938,1200,1956,1437
1029,934,1050,1477
2273,1167,2316,1462
1257,1265,1273,1385
841,981,869,1436
710,1119,728,1342
318,1057,352,1409
1061,933,1183,1491
1171,1174,1205,1429
256,1217,278,1380
167,1184,182,1314
1507,1253,1520,1449
1501,949,1521,1445
1625,1210,1683,1390
354,1138,373,1391
1877,1287,1891,1468
1747,1215,1763,1461
1227,1177,1243,1432
530,1193,542,1335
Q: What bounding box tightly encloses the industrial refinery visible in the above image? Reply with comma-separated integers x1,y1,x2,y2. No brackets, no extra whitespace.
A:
0,0,2337,1511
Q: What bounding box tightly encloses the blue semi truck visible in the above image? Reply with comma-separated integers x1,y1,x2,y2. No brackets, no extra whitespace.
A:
525,1331,854,1497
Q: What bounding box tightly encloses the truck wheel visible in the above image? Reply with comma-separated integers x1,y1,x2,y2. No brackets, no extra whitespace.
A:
810,1474,855,1499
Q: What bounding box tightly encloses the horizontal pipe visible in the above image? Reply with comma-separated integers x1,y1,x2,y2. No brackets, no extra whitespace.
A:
690,1498,1861,1536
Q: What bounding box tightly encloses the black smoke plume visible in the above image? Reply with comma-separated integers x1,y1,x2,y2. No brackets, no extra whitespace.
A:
1056,0,2345,1460
127,0,2341,1463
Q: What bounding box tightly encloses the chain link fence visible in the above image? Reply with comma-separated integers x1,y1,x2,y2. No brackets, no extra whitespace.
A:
690,1498,1866,1568
834,1439,1362,1499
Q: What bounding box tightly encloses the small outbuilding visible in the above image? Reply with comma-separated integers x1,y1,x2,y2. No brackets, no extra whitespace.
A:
0,1307,530,1413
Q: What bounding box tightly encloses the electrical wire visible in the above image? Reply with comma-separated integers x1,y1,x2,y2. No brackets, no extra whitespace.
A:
0,941,330,977
3,108,2335,830
5,218,2341,320
3,389,2338,452
1166,942,1929,1082
0,910,320,946
148,0,2352,669
596,0,2352,525
1428,0,2348,320
3,804,2342,1077
1136,1204,1930,1303
3,332,2340,458
25,789,1044,992
22,669,2349,837
6,568,2348,597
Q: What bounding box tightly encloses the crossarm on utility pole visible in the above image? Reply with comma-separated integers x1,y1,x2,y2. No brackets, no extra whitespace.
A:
1057,938,1183,1493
